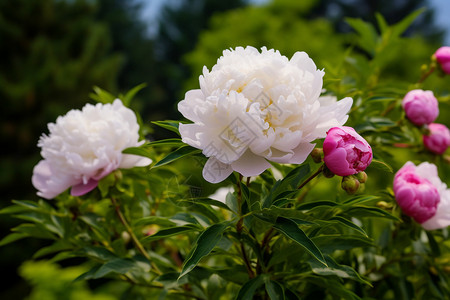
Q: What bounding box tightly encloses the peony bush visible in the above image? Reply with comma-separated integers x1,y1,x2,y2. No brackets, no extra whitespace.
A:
1,13,450,300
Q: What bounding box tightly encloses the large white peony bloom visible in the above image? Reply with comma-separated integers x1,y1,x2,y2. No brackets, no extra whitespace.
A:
178,46,352,183
32,99,151,199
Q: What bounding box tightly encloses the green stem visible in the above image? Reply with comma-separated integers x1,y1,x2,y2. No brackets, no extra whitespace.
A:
297,164,324,190
418,65,435,84
111,197,162,275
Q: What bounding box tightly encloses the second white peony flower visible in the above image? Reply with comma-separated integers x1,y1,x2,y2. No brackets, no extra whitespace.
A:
178,46,353,183
32,99,152,199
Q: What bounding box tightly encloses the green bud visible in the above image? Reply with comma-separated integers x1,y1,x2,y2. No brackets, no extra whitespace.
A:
322,165,335,178
341,176,360,195
310,148,323,163
355,171,368,183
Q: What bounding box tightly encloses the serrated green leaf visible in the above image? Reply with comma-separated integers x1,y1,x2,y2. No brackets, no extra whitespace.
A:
236,276,264,300
179,222,229,279
143,224,202,242
152,120,181,135
273,217,326,266
153,146,201,168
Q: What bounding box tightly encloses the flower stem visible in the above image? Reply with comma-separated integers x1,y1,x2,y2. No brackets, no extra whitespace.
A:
110,197,162,275
297,164,324,190
418,65,435,84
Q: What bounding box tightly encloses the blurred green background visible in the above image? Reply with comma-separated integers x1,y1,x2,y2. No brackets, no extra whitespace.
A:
1,0,449,298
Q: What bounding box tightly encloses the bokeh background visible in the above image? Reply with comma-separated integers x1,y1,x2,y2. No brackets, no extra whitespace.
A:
1,0,449,298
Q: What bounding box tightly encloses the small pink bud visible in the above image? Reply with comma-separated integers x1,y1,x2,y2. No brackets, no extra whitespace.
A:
435,46,450,74
402,89,439,126
423,123,450,155
323,126,373,176
393,162,440,224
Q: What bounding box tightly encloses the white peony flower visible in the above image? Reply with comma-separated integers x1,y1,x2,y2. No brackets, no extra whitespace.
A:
32,99,151,199
415,162,450,230
178,46,352,183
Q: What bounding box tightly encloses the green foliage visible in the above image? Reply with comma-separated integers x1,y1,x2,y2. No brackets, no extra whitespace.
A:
2,2,450,300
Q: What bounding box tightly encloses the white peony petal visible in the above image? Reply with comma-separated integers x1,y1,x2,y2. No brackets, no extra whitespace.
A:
289,142,316,164
203,157,233,183
231,150,272,177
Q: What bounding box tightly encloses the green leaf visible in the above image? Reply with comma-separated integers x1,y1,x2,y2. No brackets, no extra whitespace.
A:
329,216,368,237
153,146,201,168
343,206,398,220
120,83,147,106
297,200,339,211
0,232,29,246
148,138,184,147
122,146,153,159
89,86,116,104
236,276,264,300
312,235,374,254
179,222,229,279
375,13,388,34
0,204,28,215
178,198,231,211
265,279,285,300
143,224,202,242
369,159,393,173
77,246,117,261
391,8,426,38
33,240,73,259
152,120,181,135
94,258,137,279
273,217,326,266
134,216,177,227
345,17,378,55
309,255,371,286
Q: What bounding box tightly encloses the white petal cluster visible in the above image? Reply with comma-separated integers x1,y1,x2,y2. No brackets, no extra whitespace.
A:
416,162,450,230
32,99,151,199
178,46,352,183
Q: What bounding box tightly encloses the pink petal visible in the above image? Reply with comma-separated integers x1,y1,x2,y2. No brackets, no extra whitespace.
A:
71,179,99,196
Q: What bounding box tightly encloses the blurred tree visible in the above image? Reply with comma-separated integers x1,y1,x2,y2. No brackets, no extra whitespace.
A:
152,0,249,122
310,0,444,41
0,0,123,201
183,0,347,89
0,0,122,298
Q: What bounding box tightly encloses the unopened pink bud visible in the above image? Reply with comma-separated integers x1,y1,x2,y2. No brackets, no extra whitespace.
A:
423,123,450,155
402,89,439,126
435,46,450,74
323,126,373,176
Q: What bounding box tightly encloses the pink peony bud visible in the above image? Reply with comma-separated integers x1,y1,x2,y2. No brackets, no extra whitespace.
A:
394,162,440,223
323,126,373,176
435,46,450,74
402,89,439,126
423,123,450,155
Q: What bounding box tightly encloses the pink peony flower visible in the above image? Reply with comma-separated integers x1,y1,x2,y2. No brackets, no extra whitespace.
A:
402,89,439,126
323,126,372,176
423,123,450,155
394,161,450,230
435,46,450,74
